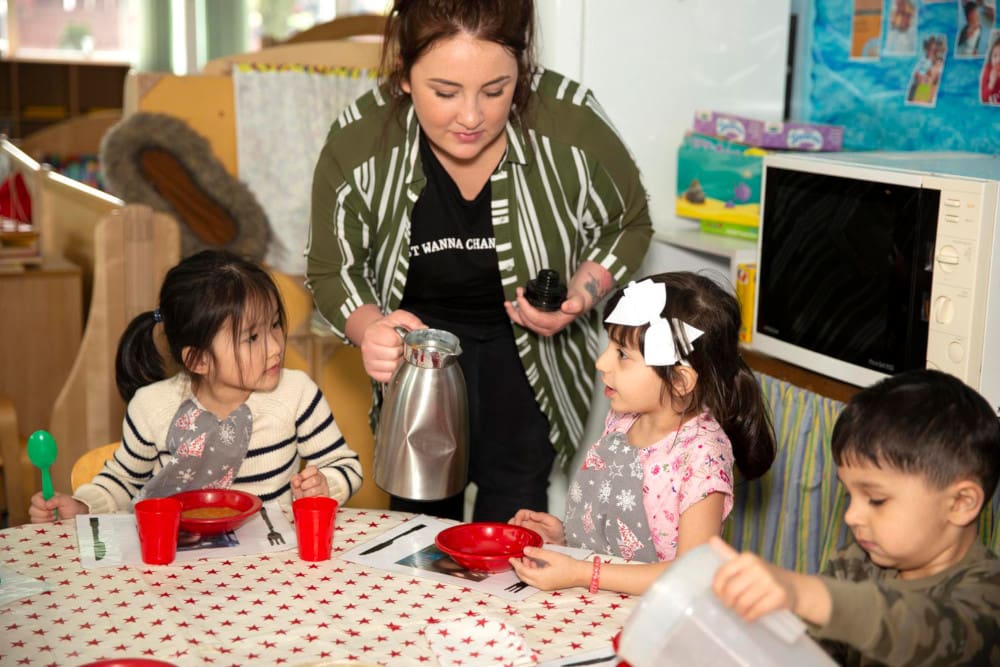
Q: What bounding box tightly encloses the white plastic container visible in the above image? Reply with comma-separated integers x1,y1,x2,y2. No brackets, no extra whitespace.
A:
618,543,836,667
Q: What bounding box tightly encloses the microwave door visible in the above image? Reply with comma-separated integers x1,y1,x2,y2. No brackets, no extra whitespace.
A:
757,169,934,377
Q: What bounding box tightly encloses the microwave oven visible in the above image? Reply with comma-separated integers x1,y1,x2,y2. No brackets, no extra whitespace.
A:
752,151,1000,412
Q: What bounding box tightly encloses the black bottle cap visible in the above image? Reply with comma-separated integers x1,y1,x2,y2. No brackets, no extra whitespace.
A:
524,269,568,312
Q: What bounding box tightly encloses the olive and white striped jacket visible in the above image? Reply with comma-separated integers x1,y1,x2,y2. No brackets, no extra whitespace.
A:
306,69,652,465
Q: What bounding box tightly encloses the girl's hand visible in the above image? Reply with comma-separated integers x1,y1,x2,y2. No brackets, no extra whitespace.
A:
28,491,87,523
508,509,566,545
509,546,590,591
360,309,426,383
291,466,330,499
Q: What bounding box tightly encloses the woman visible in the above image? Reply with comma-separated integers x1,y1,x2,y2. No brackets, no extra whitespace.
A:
306,0,652,522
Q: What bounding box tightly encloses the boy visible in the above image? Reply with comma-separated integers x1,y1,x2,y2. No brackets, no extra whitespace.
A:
711,369,1000,666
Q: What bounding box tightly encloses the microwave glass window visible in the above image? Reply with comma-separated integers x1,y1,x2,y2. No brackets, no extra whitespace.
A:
757,167,939,375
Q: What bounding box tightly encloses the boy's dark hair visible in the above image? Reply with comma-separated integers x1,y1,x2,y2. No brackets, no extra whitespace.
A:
602,271,776,480
832,369,1000,499
115,250,287,402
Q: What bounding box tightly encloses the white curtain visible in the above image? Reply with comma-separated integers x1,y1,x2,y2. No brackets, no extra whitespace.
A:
234,65,377,274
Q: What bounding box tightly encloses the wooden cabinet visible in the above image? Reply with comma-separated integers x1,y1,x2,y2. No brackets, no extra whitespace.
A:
0,59,129,139
0,257,83,439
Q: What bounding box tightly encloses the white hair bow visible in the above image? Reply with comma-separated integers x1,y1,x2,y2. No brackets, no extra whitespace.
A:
605,279,704,366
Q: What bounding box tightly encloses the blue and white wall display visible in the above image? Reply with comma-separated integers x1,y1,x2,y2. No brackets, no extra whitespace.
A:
809,0,1000,152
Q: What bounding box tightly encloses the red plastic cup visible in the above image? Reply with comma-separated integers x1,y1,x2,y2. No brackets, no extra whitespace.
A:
135,497,182,565
293,496,338,561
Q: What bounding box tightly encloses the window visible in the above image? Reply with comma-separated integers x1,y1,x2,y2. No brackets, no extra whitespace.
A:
249,0,389,49
1,0,140,63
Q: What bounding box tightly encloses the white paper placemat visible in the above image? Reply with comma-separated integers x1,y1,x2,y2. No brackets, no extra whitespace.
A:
76,500,296,568
340,515,593,601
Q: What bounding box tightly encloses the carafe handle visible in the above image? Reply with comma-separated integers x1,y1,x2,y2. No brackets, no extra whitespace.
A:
393,325,410,339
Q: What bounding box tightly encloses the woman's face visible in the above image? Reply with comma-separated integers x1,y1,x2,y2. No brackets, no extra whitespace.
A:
401,32,518,173
991,43,1000,67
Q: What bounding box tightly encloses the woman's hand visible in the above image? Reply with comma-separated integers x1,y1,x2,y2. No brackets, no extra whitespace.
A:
357,309,426,383
509,546,590,591
508,509,566,545
28,491,87,523
291,466,330,499
505,261,614,337
504,287,587,337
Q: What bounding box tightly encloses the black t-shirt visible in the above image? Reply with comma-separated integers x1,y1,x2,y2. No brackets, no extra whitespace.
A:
400,134,508,331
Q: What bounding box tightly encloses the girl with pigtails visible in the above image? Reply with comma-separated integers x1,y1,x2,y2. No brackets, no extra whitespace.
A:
509,272,776,595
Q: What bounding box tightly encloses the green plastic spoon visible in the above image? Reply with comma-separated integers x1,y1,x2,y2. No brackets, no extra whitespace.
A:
27,430,59,510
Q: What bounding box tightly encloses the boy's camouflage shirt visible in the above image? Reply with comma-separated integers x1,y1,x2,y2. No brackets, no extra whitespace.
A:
811,539,1000,666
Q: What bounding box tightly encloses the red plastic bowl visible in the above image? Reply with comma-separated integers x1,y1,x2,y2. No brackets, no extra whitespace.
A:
434,522,543,573
171,489,262,535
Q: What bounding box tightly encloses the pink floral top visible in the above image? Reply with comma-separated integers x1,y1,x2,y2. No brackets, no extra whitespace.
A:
563,409,734,562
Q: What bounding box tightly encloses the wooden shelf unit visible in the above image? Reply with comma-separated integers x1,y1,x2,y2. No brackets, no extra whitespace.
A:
0,59,129,139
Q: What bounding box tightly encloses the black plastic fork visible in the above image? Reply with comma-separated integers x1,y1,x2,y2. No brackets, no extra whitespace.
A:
260,506,284,545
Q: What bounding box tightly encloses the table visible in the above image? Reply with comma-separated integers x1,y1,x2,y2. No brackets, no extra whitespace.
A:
0,508,635,666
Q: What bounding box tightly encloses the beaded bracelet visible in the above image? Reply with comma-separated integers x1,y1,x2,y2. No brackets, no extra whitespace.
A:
589,556,601,593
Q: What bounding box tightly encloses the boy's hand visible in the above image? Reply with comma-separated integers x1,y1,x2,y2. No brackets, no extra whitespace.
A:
509,546,589,591
291,466,330,499
709,536,832,626
28,491,87,523
710,536,797,621
508,509,566,545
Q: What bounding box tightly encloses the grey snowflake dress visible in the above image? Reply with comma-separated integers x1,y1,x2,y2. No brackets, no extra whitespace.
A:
563,410,734,563
132,399,252,506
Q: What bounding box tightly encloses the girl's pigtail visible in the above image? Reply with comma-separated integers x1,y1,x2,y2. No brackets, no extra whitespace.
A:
115,310,166,402
719,359,776,480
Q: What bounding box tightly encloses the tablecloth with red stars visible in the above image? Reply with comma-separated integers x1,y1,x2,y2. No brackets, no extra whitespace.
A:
0,508,635,666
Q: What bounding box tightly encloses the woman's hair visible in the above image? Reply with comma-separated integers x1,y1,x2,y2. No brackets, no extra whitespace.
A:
115,250,287,402
379,0,538,125
603,272,776,480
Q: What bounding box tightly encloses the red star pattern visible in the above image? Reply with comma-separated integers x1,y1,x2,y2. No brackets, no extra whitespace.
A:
0,510,634,665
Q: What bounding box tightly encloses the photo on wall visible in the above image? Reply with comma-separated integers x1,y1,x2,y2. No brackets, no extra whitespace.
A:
906,33,948,106
852,0,886,59
956,0,997,57
981,29,1000,103
885,0,919,55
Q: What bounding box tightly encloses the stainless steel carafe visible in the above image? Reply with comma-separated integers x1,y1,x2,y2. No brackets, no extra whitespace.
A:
373,327,469,500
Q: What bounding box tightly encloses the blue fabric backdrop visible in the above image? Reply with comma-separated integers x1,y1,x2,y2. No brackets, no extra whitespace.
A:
810,0,1000,152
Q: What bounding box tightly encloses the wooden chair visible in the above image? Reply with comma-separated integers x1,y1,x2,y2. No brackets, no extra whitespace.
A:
0,393,31,526
47,205,180,494
70,442,119,493
280,13,387,44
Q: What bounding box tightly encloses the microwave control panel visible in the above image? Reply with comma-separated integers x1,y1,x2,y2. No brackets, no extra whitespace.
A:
925,176,997,397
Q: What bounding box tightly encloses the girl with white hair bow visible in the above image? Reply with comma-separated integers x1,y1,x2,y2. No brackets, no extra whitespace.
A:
509,272,775,595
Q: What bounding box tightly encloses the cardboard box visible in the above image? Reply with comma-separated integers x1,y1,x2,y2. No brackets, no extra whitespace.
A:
736,263,756,344
693,110,844,152
676,132,765,236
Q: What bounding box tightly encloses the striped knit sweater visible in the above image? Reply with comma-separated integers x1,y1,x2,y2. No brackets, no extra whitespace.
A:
73,369,363,513
306,68,652,467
